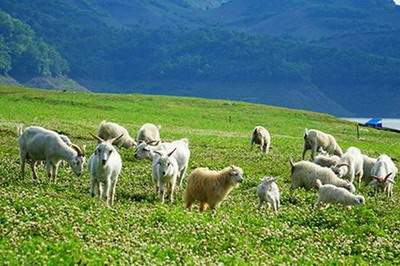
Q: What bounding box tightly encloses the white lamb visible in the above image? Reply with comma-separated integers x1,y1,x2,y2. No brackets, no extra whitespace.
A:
152,148,180,203
18,126,85,180
88,133,123,207
369,154,398,197
251,126,271,154
257,176,280,213
315,179,365,209
134,138,190,187
137,123,161,144
302,129,343,160
98,120,136,149
290,160,355,193
332,147,364,185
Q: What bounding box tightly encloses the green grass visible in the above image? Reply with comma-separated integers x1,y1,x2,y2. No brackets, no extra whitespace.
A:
0,85,400,264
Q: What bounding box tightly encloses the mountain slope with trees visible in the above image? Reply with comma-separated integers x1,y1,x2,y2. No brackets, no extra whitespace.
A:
1,0,400,115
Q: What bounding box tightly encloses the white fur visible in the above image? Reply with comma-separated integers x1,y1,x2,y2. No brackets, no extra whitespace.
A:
302,129,343,160
251,126,271,153
257,176,280,213
290,160,355,193
332,147,364,184
134,138,190,187
315,179,365,208
136,123,161,144
18,126,85,180
98,120,136,149
369,154,398,197
313,154,340,168
88,136,122,207
151,150,179,203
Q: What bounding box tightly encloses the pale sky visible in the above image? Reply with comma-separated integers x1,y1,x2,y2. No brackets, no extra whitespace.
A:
395,0,400,5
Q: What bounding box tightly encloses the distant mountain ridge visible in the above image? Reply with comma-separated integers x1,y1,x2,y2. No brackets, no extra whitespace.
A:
1,0,400,116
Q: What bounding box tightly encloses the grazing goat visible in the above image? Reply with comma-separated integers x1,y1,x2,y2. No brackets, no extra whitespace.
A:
88,133,123,207
251,126,271,153
18,126,85,180
369,154,398,197
315,179,365,209
134,139,190,187
302,129,343,160
313,154,340,168
332,147,364,184
137,123,161,144
361,154,377,182
257,176,280,213
184,166,244,211
290,160,355,193
152,148,179,203
98,120,136,149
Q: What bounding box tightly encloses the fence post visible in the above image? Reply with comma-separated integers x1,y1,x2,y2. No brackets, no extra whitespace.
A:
357,124,360,140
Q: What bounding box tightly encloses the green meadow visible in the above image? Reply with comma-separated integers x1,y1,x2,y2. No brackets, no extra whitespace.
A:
0,86,399,264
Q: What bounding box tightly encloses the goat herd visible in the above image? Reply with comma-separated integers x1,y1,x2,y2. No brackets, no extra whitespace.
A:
16,121,397,212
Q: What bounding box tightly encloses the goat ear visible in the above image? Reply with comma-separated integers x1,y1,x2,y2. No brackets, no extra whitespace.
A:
90,133,104,143
289,158,295,168
110,133,124,145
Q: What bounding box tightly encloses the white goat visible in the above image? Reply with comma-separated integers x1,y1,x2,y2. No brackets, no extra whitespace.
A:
369,154,398,197
18,126,85,180
362,154,377,182
98,120,136,149
152,148,179,203
134,138,190,187
257,176,280,213
313,154,341,168
290,160,355,193
315,179,365,209
251,126,271,153
88,133,123,207
302,129,343,160
137,123,161,144
332,147,364,184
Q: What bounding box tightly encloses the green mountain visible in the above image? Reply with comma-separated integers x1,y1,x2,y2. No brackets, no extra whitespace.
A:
1,1,400,116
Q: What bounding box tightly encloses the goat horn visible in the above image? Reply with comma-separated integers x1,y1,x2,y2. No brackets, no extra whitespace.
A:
167,147,177,157
384,173,393,182
71,143,84,157
337,163,350,169
109,133,124,145
90,133,104,143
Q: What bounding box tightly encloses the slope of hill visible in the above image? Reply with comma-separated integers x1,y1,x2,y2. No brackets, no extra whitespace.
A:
0,85,400,264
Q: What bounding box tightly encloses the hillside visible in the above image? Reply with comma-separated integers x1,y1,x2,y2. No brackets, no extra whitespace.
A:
1,86,400,264
1,1,400,116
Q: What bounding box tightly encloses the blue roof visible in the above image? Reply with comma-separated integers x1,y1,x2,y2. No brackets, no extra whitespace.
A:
366,118,382,126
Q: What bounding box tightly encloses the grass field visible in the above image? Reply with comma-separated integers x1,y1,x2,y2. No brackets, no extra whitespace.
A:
0,86,400,264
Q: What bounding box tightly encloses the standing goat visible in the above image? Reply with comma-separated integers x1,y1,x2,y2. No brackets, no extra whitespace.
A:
257,176,280,213
251,126,271,153
369,155,398,197
18,126,85,180
98,120,136,149
134,139,190,187
152,148,179,203
184,166,244,211
302,129,343,160
88,133,123,207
